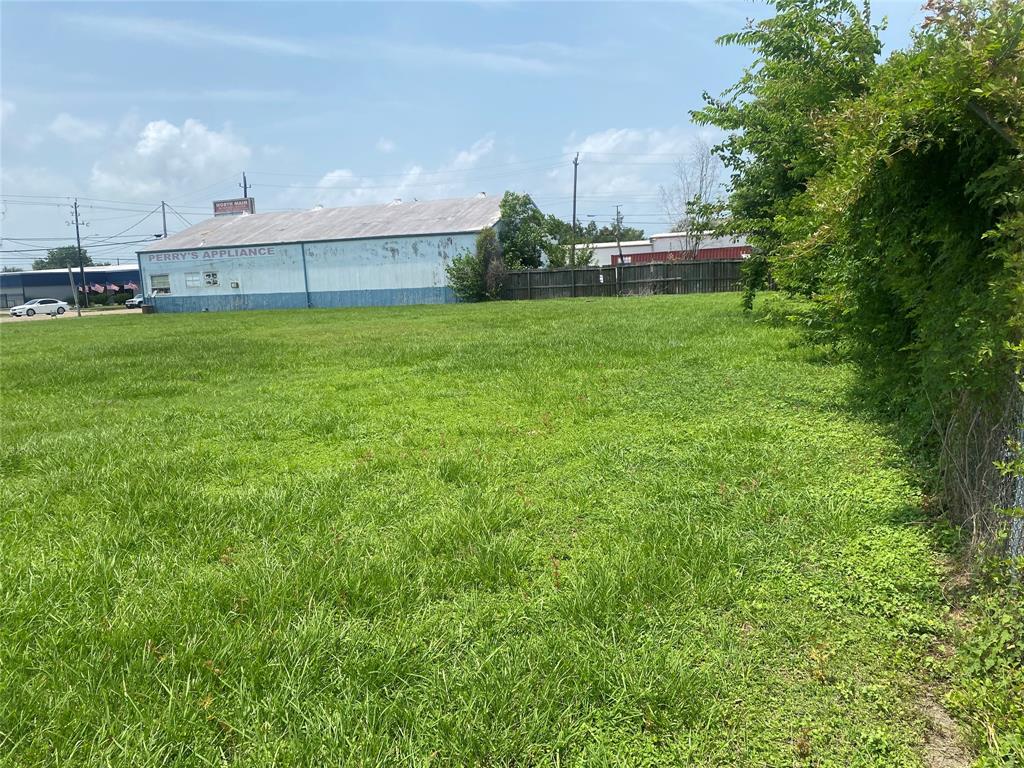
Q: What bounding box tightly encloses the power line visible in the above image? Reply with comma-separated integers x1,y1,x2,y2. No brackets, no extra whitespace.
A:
0,238,161,254
163,203,194,228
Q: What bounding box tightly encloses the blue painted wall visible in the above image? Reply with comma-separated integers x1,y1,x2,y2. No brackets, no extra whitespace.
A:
140,232,474,313
152,287,456,313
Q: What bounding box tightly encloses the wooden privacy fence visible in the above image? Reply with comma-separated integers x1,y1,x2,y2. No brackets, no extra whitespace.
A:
499,260,743,301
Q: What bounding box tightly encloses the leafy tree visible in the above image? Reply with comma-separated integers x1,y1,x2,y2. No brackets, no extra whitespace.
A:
32,245,94,271
1,265,24,272
581,215,645,244
692,0,883,307
498,192,548,269
497,193,598,269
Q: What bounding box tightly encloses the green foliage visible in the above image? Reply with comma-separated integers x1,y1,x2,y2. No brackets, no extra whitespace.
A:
2,265,24,272
32,245,93,271
949,568,1024,766
581,215,645,244
540,213,572,268
780,0,1024,426
497,193,602,270
445,228,503,302
0,296,952,765
446,249,486,302
705,2,1024,762
693,0,883,298
89,292,110,306
498,191,548,269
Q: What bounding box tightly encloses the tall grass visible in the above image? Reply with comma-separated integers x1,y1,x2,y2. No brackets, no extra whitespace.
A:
1,296,951,766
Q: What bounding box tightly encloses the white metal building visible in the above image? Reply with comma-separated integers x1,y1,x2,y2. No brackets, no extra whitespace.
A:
579,232,751,266
136,196,500,313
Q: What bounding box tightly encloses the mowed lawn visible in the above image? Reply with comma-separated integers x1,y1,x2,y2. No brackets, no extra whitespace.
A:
1,296,950,766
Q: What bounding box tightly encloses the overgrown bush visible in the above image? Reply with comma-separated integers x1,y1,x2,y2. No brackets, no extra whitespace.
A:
703,0,1024,532
783,0,1024,531
705,2,1024,760
446,228,504,302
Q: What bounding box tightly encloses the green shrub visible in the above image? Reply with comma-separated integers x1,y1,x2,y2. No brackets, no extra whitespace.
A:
446,228,503,302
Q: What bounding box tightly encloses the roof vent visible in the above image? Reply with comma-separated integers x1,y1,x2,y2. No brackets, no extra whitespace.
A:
477,192,486,198
312,204,324,211
388,198,402,206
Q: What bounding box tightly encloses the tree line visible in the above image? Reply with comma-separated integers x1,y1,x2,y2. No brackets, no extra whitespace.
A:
445,191,647,301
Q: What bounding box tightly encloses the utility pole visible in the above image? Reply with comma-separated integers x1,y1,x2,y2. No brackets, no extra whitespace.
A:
570,153,579,264
161,201,168,237
66,267,81,317
240,172,249,199
72,199,88,308
615,204,624,263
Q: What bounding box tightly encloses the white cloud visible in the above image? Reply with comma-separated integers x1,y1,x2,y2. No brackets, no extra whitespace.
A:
62,14,324,58
376,137,397,154
90,118,251,200
569,127,699,158
540,126,726,229
49,113,107,143
448,136,495,170
1,99,14,124
282,135,496,209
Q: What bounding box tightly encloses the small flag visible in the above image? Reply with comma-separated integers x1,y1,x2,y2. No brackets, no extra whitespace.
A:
106,283,120,291
125,281,138,290
90,283,105,292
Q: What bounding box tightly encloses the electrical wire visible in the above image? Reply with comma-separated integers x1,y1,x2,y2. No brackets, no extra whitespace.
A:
0,238,160,254
163,203,194,228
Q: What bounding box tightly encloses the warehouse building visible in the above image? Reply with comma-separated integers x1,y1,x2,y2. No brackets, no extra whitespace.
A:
0,265,140,309
580,233,751,266
136,196,501,313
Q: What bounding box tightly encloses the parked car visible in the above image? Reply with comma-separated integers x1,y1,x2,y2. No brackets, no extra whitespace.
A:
9,298,70,317
124,294,145,309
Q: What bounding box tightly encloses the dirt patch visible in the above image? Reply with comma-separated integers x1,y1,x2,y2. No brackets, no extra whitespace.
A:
921,693,972,768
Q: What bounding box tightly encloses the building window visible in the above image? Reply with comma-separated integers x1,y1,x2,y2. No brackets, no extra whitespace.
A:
203,271,219,286
151,274,171,294
185,272,201,288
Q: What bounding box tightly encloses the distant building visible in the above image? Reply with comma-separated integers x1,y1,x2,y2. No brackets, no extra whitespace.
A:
135,196,501,313
0,265,139,309
577,233,751,266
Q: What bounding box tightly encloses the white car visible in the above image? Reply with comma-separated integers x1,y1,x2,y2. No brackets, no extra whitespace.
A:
9,298,70,317
124,294,145,309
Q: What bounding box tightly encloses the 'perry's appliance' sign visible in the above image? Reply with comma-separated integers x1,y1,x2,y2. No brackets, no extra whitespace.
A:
213,197,255,216
148,246,276,262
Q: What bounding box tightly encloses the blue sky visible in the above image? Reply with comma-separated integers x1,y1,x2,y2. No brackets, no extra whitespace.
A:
1,1,925,268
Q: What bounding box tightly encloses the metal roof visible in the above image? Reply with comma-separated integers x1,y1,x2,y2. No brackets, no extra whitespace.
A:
139,195,501,253
575,233,750,250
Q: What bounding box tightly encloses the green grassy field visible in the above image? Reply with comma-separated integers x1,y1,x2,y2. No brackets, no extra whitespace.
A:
1,295,954,766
